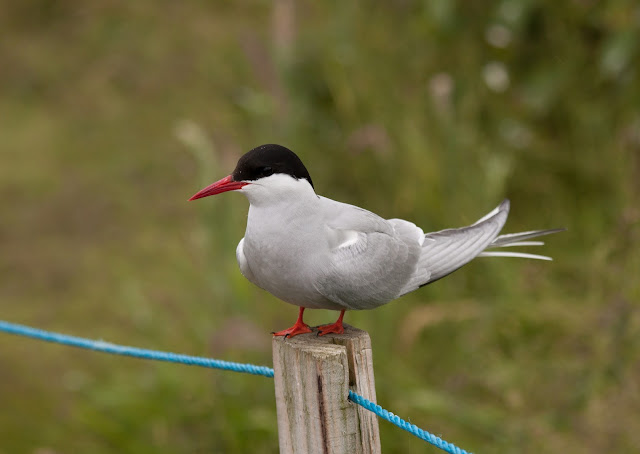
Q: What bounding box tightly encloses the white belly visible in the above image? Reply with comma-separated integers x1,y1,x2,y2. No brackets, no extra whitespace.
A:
236,205,344,310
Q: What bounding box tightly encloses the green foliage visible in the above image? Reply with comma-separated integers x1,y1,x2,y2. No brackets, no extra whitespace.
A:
1,1,639,453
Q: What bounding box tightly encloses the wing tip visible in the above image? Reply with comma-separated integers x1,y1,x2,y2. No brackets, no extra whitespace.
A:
472,199,510,226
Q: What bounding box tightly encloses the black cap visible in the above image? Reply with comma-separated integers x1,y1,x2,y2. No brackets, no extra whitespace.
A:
232,144,314,189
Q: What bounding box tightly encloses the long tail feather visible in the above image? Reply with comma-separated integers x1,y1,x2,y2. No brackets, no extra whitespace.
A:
495,241,545,247
489,228,566,247
478,251,553,260
480,227,566,260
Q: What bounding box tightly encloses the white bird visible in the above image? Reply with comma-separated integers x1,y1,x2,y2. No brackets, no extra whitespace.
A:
190,144,564,337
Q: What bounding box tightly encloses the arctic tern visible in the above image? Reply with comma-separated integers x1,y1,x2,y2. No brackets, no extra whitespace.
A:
190,144,563,337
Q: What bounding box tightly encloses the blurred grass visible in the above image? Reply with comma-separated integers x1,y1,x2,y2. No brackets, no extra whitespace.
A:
1,1,639,453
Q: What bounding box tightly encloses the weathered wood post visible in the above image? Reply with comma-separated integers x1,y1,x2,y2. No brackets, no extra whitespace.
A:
272,324,381,454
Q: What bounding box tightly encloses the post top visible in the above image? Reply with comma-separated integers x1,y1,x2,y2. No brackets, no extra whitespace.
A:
271,324,370,347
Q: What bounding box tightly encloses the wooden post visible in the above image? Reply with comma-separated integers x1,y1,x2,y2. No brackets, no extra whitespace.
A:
272,324,381,454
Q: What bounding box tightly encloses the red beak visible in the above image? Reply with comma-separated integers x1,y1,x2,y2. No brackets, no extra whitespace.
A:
189,175,249,201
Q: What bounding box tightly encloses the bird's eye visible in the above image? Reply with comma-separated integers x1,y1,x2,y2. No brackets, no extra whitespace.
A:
261,166,273,176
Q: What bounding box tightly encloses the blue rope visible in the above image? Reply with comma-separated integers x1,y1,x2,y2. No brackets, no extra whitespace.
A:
348,391,470,454
0,320,274,378
0,320,471,454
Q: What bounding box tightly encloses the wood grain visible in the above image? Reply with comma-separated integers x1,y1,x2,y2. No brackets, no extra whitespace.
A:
272,324,381,454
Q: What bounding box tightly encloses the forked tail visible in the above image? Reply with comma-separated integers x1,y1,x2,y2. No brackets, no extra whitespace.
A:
479,228,566,261
399,199,565,295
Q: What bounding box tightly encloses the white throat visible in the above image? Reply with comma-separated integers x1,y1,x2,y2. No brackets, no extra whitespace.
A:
239,173,317,207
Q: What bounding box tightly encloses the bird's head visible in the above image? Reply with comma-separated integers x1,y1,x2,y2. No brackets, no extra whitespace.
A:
188,144,315,205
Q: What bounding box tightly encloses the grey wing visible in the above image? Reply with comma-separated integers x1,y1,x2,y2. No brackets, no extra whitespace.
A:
399,199,510,295
322,196,395,236
315,200,421,310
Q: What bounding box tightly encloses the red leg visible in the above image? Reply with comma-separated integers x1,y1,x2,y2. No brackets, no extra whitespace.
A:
272,307,312,338
317,310,346,336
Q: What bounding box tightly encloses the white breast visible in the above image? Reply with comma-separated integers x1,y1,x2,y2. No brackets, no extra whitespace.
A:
239,191,344,310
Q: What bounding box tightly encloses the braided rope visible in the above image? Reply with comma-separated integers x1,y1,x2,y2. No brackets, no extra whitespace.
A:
0,320,471,454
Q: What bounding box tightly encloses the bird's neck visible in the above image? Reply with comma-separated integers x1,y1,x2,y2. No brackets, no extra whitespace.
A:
242,177,318,208
244,188,322,244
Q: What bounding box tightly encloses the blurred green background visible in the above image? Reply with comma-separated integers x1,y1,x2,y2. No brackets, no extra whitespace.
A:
1,1,639,453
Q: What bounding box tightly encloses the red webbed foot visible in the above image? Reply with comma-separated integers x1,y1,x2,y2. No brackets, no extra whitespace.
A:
317,310,346,336
272,307,312,338
272,323,312,338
